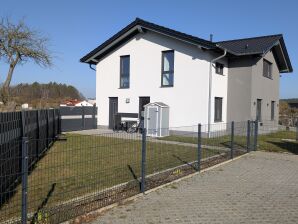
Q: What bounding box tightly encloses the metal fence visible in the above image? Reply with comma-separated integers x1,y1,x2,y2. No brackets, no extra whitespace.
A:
0,108,61,220
279,115,298,127
0,120,261,223
60,106,97,132
256,121,298,154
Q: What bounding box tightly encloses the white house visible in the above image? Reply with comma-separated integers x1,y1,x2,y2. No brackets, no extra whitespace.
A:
80,18,292,132
74,100,93,107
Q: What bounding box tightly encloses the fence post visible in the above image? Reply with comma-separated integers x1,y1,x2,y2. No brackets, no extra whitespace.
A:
92,105,97,129
46,110,50,147
197,124,202,172
53,109,56,137
141,127,147,193
58,109,62,134
82,106,85,130
246,120,251,152
230,121,234,159
21,110,26,137
36,110,40,158
296,121,298,141
21,137,28,224
253,120,259,151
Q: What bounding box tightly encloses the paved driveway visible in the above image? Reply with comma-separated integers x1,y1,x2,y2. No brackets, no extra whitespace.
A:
92,151,298,224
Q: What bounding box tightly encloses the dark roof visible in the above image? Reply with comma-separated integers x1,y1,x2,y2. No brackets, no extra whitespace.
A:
80,18,215,63
216,34,282,55
80,18,293,73
216,34,293,72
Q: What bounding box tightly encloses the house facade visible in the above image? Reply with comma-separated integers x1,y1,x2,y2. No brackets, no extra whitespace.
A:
80,18,292,131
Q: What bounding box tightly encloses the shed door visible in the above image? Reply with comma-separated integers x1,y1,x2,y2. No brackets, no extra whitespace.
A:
147,106,158,136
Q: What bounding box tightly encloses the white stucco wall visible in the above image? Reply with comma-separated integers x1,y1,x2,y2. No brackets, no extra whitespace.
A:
96,31,228,128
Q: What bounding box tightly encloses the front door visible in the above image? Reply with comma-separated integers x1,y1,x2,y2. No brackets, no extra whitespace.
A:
109,97,118,129
139,97,150,120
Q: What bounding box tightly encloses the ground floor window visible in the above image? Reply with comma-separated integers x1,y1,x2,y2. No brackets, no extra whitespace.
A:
271,101,275,121
256,99,262,121
214,97,223,122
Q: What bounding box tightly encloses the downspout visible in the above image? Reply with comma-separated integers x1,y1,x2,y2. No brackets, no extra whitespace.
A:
207,48,227,137
89,63,96,71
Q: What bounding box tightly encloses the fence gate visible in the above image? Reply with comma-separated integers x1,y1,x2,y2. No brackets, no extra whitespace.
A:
60,106,97,132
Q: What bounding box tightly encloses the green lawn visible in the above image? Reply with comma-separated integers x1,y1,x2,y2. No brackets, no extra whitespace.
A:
160,131,298,154
0,134,222,222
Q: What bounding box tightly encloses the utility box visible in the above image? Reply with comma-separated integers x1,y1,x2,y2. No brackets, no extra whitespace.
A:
144,102,169,137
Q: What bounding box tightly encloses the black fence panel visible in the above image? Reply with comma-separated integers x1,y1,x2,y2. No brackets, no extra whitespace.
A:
0,109,61,211
60,106,97,132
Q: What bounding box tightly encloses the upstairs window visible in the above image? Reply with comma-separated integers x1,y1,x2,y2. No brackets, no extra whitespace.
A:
161,50,174,87
214,97,223,122
215,62,224,75
120,55,130,88
263,59,272,79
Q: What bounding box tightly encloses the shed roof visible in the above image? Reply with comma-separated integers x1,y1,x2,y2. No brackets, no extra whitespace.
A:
145,102,169,108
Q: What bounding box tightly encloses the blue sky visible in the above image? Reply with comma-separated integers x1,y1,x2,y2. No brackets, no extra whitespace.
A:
0,0,297,99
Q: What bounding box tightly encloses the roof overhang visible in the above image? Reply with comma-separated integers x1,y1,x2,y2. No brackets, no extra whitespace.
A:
80,18,215,64
80,18,293,74
271,38,293,73
217,38,293,73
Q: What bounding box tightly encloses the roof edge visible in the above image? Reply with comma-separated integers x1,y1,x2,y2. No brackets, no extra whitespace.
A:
80,18,215,63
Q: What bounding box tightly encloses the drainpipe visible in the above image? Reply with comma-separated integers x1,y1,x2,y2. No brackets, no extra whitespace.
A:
207,48,227,137
89,63,96,71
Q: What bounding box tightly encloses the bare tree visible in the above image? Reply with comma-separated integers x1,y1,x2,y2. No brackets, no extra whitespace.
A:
0,17,52,104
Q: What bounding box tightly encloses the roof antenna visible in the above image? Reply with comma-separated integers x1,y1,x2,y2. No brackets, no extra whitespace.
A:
210,34,213,42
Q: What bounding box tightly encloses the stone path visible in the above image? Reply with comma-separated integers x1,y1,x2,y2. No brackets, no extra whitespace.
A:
91,151,298,224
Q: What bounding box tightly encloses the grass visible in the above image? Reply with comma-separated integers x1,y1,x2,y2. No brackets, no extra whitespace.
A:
0,134,222,222
160,130,298,154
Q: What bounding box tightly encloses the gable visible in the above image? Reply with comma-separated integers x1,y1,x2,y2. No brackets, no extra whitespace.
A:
80,18,215,64
80,18,293,74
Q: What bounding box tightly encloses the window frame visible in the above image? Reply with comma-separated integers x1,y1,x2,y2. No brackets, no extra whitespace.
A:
214,97,223,122
271,101,275,121
263,59,272,79
215,62,224,75
119,55,130,89
161,50,174,87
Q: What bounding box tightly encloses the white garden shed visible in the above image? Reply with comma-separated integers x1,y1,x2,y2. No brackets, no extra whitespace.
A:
144,102,169,137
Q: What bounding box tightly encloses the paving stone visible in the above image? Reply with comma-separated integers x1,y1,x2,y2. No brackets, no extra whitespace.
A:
91,152,298,224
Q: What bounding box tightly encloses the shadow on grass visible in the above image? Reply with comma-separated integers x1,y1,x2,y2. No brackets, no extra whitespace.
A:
266,141,298,155
220,141,247,150
0,144,53,209
30,183,56,224
172,155,197,171
127,165,141,191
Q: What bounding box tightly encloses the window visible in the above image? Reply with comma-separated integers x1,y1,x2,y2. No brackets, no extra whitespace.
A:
271,101,275,121
214,97,223,122
263,59,272,79
256,99,262,121
215,62,224,75
120,55,130,88
161,50,174,87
